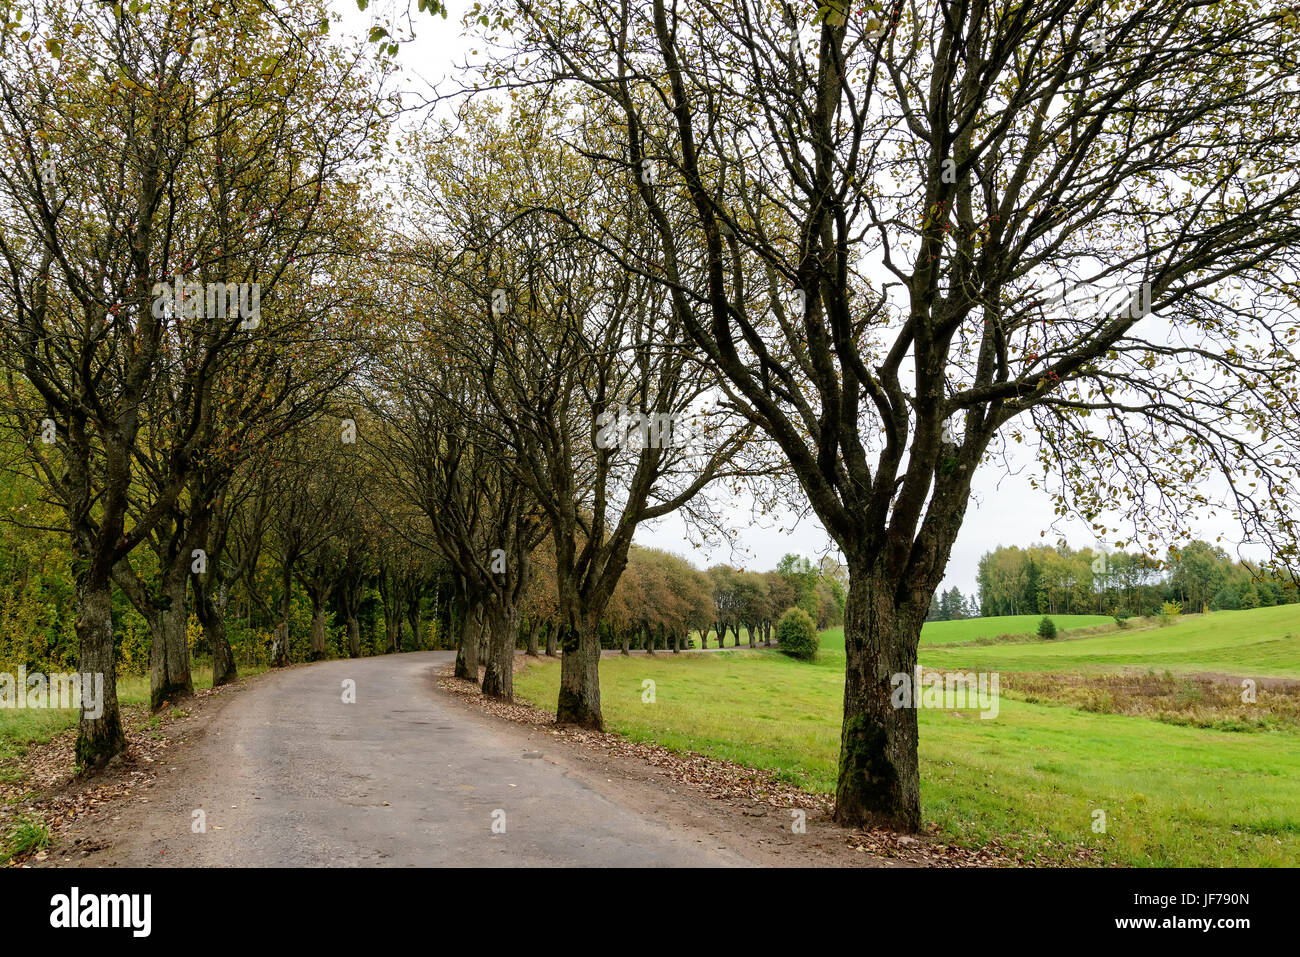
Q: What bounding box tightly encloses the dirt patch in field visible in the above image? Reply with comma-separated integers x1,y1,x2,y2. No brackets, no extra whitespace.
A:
437,664,1101,867
1001,670,1300,731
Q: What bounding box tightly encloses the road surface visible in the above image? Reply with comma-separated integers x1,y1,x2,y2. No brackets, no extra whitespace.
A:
79,652,746,866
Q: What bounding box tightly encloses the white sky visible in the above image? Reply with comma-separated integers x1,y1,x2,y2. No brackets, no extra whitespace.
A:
340,0,1255,595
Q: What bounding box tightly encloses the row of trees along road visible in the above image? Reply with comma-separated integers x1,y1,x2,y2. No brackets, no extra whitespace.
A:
2,0,1300,835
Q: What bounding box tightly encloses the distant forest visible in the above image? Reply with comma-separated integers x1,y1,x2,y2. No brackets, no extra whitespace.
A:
927,541,1299,621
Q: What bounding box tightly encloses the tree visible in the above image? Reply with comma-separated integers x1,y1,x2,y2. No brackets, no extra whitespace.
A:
489,0,1300,829
937,587,967,621
708,565,741,647
776,606,819,660
390,97,751,722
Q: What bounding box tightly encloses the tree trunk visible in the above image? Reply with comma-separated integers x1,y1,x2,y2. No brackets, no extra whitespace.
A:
526,617,541,656
481,599,518,701
271,621,290,666
557,618,602,729
271,564,294,667
454,602,481,681
405,593,421,651
747,623,756,647
309,599,328,661
544,620,557,657
74,583,126,769
383,579,401,653
833,566,924,832
385,614,400,653
764,621,772,646
150,568,193,711
644,621,655,655
620,628,630,655
195,578,237,687
347,614,361,658
672,629,680,653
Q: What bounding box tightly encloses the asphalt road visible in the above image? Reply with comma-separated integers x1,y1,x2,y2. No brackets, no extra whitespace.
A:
92,652,744,866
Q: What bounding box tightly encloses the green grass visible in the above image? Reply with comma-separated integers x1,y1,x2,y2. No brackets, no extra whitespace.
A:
920,605,1300,677
0,816,50,863
919,614,1116,646
513,605,1300,866
815,614,1118,653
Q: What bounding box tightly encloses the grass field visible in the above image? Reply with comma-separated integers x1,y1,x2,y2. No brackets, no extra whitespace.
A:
919,614,1116,646
921,605,1300,677
514,604,1300,866
695,612,1114,652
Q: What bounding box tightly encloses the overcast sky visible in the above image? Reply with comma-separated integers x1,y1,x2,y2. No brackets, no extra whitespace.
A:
338,0,1256,596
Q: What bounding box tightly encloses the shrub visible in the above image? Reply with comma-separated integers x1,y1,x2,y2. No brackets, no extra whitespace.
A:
1112,607,1132,628
776,607,819,660
1158,600,1182,626
1037,615,1057,640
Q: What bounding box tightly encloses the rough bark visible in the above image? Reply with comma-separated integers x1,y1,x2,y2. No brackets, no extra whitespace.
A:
383,579,402,653
271,621,290,667
454,601,482,681
556,618,602,729
481,599,518,701
73,584,126,769
195,578,237,687
347,615,361,658
544,621,557,657
526,617,541,657
385,613,400,654
405,592,421,651
149,567,194,711
308,598,329,661
833,566,925,832
271,563,294,667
